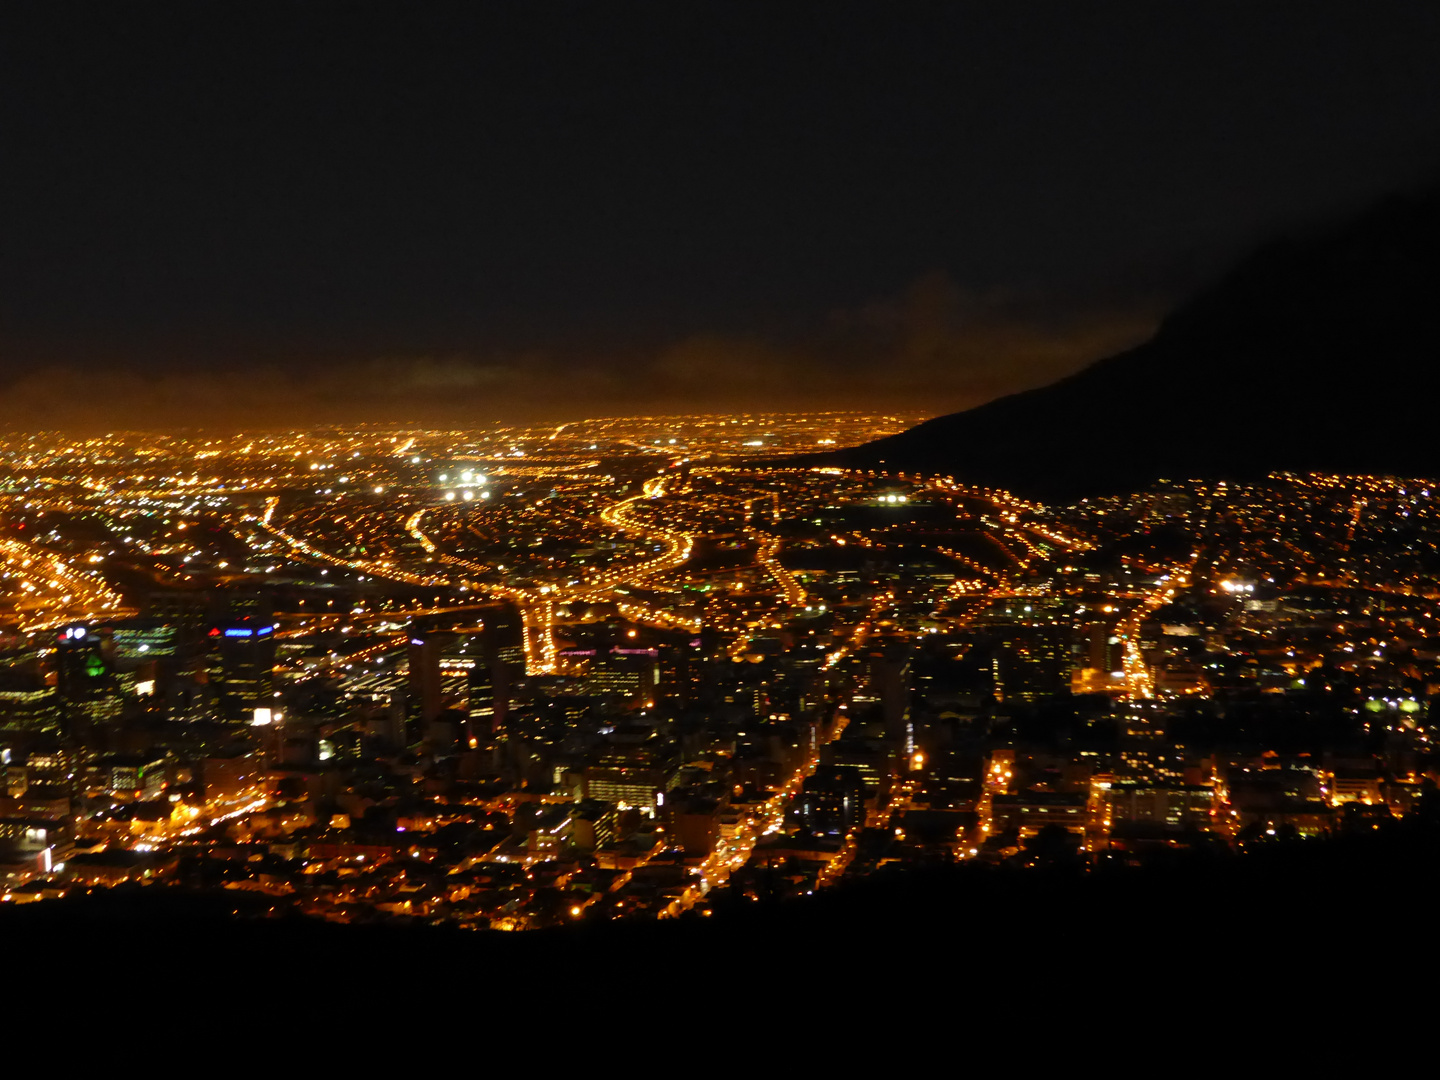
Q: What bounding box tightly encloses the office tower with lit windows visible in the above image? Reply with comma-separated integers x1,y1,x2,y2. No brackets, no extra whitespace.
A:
486,605,525,671
0,665,64,735
582,648,657,703
407,629,449,723
799,766,867,836
480,605,524,724
997,625,1076,702
468,658,498,734
206,595,277,724
868,650,913,755
55,625,122,727
656,640,702,707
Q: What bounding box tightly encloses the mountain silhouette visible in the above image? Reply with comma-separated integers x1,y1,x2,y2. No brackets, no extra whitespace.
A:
823,187,1440,503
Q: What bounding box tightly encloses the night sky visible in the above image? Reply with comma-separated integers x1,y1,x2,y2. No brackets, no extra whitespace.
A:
3,3,1439,430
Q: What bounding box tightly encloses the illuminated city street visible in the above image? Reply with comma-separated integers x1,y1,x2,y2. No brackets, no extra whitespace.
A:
5,412,1433,931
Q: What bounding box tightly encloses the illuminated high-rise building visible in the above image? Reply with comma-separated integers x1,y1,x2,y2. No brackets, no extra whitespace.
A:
656,640,702,707
468,658,498,734
487,605,525,673
408,629,454,722
0,687,63,735
868,650,913,755
54,625,122,727
799,766,866,836
206,596,276,724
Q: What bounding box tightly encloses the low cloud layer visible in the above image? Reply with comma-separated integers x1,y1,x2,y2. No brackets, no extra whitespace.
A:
0,275,1159,432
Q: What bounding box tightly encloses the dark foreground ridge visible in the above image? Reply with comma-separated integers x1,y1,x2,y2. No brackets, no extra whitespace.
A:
7,818,1435,999
822,187,1440,503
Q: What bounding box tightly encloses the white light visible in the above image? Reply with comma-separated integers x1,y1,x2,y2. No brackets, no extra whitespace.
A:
252,707,273,726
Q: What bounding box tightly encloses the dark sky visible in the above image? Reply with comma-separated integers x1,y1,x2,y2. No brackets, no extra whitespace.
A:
3,2,1439,430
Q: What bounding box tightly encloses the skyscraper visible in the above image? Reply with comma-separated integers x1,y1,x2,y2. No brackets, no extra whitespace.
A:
408,629,455,722
206,595,276,724
54,625,121,728
468,657,498,735
869,649,913,756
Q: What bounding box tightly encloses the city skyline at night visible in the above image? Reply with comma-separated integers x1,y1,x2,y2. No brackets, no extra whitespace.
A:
3,5,1440,1027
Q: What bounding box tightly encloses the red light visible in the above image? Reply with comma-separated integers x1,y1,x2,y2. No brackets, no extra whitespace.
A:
208,627,221,637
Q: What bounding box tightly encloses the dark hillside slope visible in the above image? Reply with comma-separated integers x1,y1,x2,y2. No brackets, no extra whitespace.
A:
832,189,1440,502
